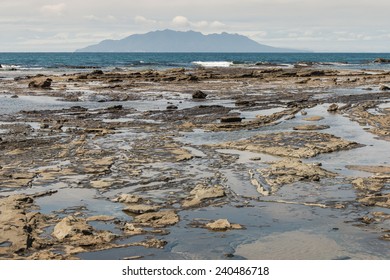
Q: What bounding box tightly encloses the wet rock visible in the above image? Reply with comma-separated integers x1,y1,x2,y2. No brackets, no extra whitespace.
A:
285,115,295,120
90,70,104,75
182,184,225,208
123,223,145,235
248,169,270,196
170,148,193,161
90,179,118,189
220,116,243,123
352,178,384,192
0,195,35,255
52,216,117,250
53,216,93,241
166,105,178,110
296,78,311,84
259,159,335,189
138,239,167,249
86,215,116,222
28,78,52,89
113,194,142,204
297,70,325,77
0,193,55,257
10,95,18,98
84,128,115,136
26,251,70,260
374,58,390,63
379,85,390,91
192,90,207,99
327,103,338,112
106,105,123,111
346,165,390,174
123,204,160,214
77,74,88,79
381,234,390,241
248,157,261,162
212,132,360,158
205,219,242,231
11,172,36,180
135,211,179,228
108,78,123,83
235,99,256,107
358,194,390,208
206,107,300,132
293,124,330,131
303,116,324,121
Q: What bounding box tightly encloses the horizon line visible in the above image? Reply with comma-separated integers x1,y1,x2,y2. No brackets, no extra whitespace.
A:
1,51,390,54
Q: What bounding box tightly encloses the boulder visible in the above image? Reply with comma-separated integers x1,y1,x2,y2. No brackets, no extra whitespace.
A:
113,194,142,204
352,178,384,192
123,223,144,235
327,103,338,112
106,105,123,111
192,90,207,99
206,219,231,230
379,85,390,91
374,58,390,63
90,70,104,75
28,78,52,89
166,105,178,110
135,210,179,227
123,204,160,214
220,115,243,123
52,216,93,240
205,219,242,231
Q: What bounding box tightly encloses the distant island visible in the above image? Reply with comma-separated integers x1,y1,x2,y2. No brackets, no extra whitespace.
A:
75,29,302,53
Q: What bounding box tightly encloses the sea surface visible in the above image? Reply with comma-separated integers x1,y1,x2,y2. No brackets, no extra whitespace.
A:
1,53,390,75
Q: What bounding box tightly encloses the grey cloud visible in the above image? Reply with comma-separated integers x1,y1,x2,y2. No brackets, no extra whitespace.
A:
0,0,389,51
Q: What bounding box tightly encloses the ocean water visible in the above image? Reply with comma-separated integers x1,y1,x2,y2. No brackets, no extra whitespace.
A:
1,53,390,74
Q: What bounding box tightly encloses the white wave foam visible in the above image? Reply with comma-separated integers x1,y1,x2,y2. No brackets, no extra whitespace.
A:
0,64,21,70
192,61,233,68
317,62,349,66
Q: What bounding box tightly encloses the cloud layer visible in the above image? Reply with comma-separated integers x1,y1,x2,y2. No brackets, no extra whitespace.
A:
0,0,389,51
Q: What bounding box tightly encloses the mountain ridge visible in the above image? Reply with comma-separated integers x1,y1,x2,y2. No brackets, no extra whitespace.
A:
75,29,303,53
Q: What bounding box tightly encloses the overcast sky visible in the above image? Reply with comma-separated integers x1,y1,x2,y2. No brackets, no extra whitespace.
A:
1,0,389,52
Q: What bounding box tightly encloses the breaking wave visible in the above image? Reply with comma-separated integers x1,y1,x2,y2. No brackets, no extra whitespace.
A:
192,61,234,68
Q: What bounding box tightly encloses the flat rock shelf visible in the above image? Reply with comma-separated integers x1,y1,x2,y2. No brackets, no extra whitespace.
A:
0,66,390,260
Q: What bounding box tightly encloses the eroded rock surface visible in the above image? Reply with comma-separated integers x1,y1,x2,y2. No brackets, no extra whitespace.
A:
205,219,243,231
182,184,225,208
258,159,335,191
134,211,179,228
1,65,390,259
0,192,55,259
211,132,360,158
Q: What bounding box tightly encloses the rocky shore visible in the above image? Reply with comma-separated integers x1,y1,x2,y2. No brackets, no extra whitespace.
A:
0,66,389,259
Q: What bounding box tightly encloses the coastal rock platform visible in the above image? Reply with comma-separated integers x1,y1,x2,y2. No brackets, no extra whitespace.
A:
0,66,390,259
